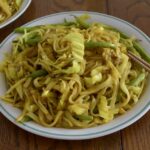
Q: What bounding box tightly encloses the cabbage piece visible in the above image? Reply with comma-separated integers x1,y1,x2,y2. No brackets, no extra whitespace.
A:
63,60,81,74
85,66,102,86
63,32,85,74
129,73,145,86
65,32,84,62
68,103,89,115
98,96,118,122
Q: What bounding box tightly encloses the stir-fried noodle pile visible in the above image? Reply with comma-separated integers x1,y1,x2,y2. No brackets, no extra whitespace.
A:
0,15,148,128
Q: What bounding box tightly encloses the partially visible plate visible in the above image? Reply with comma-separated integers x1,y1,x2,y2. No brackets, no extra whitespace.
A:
0,0,32,29
0,11,150,140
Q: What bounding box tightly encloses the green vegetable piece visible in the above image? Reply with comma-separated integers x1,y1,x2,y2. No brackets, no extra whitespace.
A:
133,41,150,63
74,15,90,29
15,26,41,33
24,32,42,45
130,73,145,86
127,46,141,56
30,69,48,79
76,114,93,121
63,18,76,26
119,31,129,39
105,25,150,63
19,116,32,123
85,40,116,49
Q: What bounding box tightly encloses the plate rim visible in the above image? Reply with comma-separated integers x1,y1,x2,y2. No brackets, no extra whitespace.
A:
0,0,32,29
0,11,150,140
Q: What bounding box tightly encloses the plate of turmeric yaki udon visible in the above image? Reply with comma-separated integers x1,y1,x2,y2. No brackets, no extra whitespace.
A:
0,0,31,29
0,11,150,140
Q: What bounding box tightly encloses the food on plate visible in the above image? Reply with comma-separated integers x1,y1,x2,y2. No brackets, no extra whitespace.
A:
0,0,22,23
0,14,148,128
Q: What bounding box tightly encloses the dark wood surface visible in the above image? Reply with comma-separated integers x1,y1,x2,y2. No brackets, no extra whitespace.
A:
0,0,150,149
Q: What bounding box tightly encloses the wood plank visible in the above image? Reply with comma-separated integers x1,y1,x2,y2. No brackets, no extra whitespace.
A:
121,112,150,150
34,132,121,150
0,112,122,150
107,0,150,35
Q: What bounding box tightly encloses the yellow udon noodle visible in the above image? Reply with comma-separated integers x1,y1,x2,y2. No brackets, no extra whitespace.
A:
0,0,22,23
0,22,147,128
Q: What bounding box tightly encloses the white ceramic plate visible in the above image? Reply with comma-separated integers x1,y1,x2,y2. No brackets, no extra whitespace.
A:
0,0,32,29
0,11,150,140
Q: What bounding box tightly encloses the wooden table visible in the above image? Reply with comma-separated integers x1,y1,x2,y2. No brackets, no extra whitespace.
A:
0,0,150,149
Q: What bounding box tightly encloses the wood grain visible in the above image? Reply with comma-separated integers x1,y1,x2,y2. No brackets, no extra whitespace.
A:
121,112,150,150
0,0,150,150
0,113,121,150
107,0,150,35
